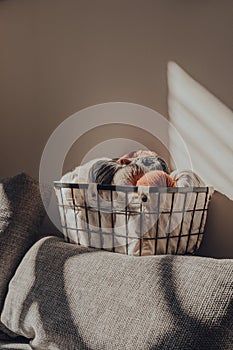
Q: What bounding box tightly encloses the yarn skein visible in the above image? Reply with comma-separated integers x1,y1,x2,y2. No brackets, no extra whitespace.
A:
136,170,176,187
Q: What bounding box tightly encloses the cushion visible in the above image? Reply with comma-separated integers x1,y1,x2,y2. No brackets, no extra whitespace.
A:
0,337,31,350
1,236,232,350
0,173,49,337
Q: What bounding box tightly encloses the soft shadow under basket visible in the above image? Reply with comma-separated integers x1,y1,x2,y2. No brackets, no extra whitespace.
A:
54,182,214,256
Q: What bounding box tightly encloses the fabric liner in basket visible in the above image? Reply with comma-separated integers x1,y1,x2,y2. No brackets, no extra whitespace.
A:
54,182,214,256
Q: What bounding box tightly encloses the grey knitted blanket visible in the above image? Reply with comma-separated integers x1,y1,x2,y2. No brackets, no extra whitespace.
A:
1,237,232,350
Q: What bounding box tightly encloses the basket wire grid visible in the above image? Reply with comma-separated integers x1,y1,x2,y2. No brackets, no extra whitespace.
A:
54,182,213,256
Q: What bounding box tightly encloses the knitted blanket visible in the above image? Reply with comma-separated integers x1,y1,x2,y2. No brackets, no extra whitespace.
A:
1,237,232,350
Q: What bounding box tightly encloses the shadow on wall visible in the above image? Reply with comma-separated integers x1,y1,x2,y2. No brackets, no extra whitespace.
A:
198,191,233,258
167,62,233,258
63,124,170,175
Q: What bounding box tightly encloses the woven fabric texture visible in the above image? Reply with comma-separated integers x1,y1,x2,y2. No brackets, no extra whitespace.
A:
1,236,232,350
0,173,48,337
0,337,31,350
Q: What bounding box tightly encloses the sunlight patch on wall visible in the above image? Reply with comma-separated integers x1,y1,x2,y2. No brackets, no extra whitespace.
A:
168,61,233,199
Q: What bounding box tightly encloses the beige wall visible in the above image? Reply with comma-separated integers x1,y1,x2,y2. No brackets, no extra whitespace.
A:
168,62,233,258
0,1,232,257
0,0,232,179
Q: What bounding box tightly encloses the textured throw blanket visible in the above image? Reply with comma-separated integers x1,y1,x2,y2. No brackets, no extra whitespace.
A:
1,237,232,350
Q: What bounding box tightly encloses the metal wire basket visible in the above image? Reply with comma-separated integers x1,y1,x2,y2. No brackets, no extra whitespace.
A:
54,182,213,256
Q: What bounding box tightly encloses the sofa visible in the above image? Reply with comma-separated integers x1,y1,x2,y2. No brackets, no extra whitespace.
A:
0,173,232,350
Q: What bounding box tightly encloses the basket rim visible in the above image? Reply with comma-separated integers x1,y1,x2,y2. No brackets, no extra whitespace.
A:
54,181,214,194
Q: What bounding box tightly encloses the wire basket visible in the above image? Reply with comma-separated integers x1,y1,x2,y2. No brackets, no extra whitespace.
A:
54,182,214,256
